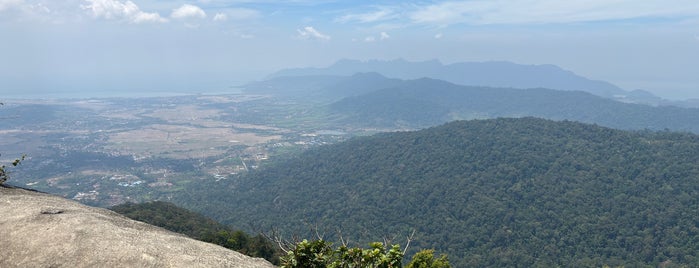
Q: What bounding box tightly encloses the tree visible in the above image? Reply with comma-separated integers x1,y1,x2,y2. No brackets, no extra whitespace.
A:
0,156,24,185
407,250,451,268
280,239,404,268
278,236,451,268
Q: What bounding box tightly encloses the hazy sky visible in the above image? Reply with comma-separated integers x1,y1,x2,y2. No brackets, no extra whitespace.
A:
1,0,698,99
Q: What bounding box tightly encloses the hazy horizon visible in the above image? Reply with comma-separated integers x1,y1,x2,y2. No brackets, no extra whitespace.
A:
2,0,698,100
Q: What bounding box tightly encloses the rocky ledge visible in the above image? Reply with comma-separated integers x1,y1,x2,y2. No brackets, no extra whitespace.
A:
0,186,275,268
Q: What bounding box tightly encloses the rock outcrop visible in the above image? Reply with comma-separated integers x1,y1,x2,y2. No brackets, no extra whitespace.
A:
0,186,276,268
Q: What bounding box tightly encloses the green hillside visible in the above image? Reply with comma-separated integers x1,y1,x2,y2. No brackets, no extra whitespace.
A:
177,118,699,267
330,78,699,132
241,74,699,133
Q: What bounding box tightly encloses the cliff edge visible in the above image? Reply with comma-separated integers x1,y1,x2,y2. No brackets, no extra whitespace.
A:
0,186,275,268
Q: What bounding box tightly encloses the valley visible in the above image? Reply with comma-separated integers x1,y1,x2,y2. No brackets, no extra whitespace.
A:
1,94,350,206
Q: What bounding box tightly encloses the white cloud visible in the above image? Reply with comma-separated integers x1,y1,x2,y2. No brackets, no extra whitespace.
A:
0,1,55,23
435,33,443,39
82,0,167,23
380,31,390,40
364,36,375,42
297,26,330,41
0,0,23,12
213,13,227,21
171,4,206,20
409,0,699,26
336,9,396,23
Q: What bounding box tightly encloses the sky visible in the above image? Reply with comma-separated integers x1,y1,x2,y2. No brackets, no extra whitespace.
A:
1,0,698,99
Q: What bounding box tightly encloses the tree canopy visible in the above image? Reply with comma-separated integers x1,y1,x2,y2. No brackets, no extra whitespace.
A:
173,117,699,267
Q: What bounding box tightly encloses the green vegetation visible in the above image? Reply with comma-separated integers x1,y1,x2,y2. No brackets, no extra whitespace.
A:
407,250,451,268
111,201,281,264
175,117,699,267
281,239,450,268
111,201,452,267
281,240,402,268
8,91,699,266
0,155,23,185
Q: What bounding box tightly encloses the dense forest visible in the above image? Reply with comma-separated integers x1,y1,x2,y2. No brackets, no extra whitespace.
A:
174,117,699,267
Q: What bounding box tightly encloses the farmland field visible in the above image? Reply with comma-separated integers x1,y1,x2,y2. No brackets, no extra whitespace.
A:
0,94,349,206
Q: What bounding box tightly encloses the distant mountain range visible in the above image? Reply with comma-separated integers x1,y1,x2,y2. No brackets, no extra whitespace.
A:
264,59,699,108
246,72,699,133
268,59,666,104
179,118,699,267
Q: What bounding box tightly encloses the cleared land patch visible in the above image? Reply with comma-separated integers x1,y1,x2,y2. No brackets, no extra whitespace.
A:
106,124,280,159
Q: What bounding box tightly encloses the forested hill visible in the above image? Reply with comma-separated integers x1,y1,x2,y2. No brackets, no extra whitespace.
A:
178,118,699,267
329,78,699,133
